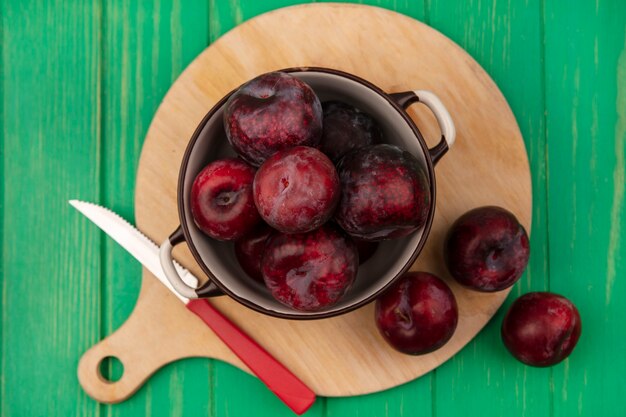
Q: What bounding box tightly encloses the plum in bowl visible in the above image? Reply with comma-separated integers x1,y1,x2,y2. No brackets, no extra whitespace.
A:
159,67,455,319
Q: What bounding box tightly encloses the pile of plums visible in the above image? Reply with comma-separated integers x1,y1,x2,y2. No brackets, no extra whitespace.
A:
191,71,581,366
191,71,429,312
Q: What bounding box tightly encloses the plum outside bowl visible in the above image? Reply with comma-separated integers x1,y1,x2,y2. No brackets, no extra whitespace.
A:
159,67,456,320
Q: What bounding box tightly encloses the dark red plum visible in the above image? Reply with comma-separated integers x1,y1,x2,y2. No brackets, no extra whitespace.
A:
335,144,430,241
502,292,581,366
234,223,274,282
375,272,458,355
224,72,322,166
320,101,382,162
253,146,340,234
445,206,529,292
262,225,358,311
190,158,260,241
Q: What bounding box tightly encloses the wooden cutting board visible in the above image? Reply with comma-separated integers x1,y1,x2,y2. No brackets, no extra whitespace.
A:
78,3,531,402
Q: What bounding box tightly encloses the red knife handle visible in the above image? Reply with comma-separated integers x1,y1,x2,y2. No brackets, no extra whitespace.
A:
186,299,316,415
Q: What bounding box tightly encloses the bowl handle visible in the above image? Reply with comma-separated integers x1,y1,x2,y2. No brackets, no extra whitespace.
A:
390,90,456,165
159,226,223,299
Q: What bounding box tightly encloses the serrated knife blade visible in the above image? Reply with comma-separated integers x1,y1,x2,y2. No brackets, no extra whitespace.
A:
69,200,197,302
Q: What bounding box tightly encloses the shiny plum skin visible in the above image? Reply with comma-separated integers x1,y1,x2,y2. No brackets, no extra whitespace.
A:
261,225,358,311
445,206,530,292
253,146,340,234
224,72,322,166
190,158,260,241
375,272,458,355
320,101,382,162
335,144,430,241
501,292,582,367
234,223,274,282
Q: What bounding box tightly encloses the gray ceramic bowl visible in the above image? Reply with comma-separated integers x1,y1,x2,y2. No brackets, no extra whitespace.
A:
160,67,455,319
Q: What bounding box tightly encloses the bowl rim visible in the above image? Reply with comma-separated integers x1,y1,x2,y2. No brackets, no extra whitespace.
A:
177,66,438,320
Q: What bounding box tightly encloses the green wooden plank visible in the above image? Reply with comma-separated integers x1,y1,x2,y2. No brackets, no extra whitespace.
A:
0,0,5,410
427,0,552,416
544,1,626,415
316,0,424,18
101,1,212,416
1,1,102,416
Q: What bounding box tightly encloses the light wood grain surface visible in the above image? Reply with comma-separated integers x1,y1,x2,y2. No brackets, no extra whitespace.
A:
77,4,531,402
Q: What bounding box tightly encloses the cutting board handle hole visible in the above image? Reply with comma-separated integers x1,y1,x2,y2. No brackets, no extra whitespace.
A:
98,356,124,383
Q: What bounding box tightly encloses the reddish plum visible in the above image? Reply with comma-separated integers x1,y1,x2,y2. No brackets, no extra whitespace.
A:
320,101,382,162
224,72,322,166
502,292,581,366
445,206,529,292
375,272,458,355
190,158,260,241
234,223,274,282
335,144,430,241
262,225,358,311
253,146,340,234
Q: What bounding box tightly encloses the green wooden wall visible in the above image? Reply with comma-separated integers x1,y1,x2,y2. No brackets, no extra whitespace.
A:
1,0,625,416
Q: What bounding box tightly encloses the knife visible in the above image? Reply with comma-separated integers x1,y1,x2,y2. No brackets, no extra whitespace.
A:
69,200,316,415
